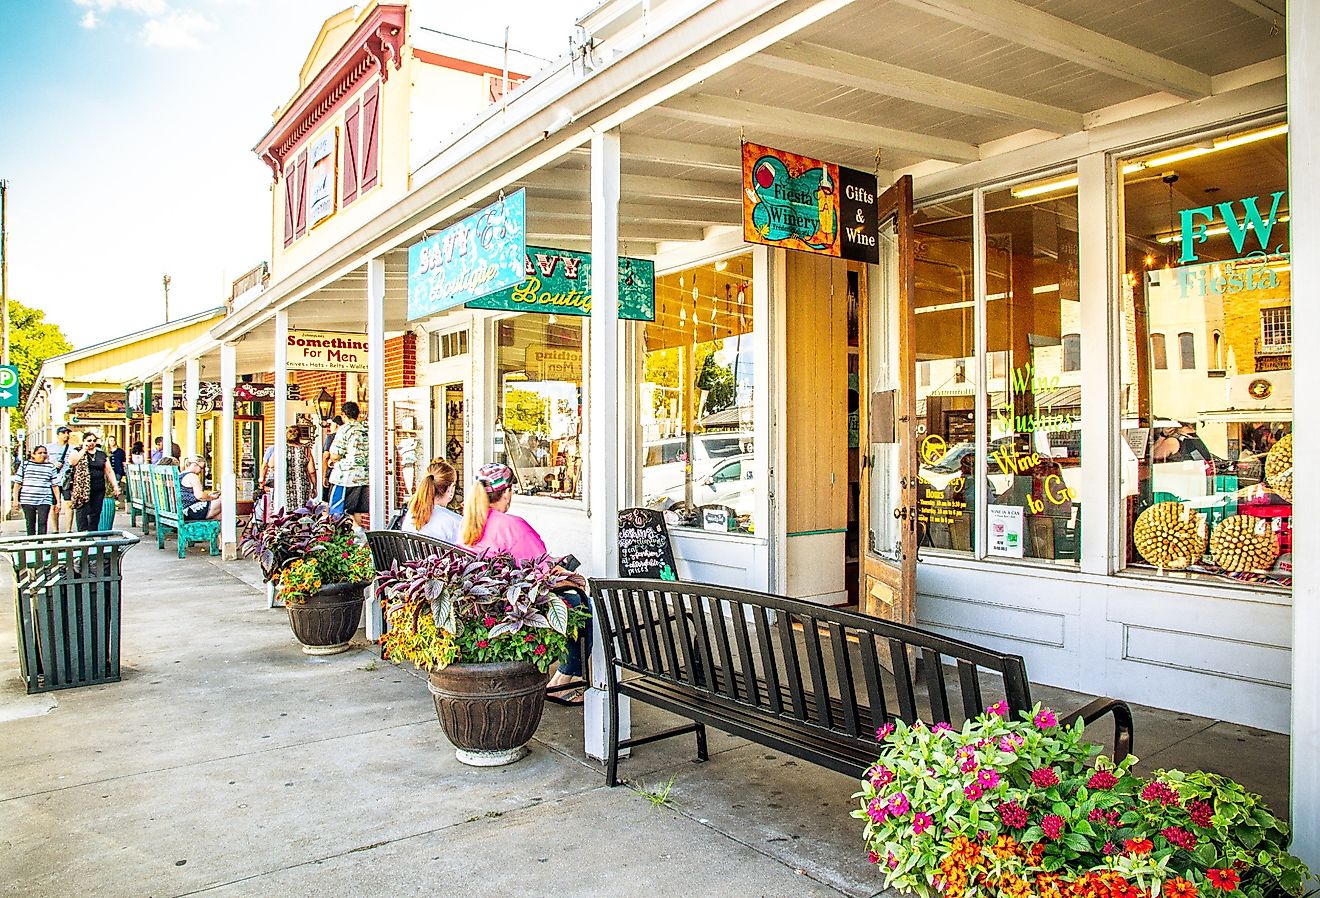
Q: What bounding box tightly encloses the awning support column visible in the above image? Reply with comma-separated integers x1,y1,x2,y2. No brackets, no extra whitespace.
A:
365,255,387,641
1287,5,1319,877
161,368,174,459
184,358,199,459
273,310,289,512
220,342,238,559
584,127,628,760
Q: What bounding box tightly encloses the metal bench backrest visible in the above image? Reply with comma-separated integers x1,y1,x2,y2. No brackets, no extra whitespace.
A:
365,530,469,571
592,578,1034,745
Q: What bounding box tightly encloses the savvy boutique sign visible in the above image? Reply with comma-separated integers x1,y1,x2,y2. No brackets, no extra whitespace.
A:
741,142,879,264
465,246,656,321
408,190,527,319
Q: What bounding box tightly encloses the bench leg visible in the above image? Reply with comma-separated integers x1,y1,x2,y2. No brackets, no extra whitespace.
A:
177,533,187,559
694,722,708,763
156,523,166,550
606,669,622,787
209,531,220,556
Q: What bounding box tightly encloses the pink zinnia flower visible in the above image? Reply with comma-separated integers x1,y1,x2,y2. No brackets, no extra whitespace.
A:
911,812,934,835
932,721,953,735
1030,767,1060,788
976,768,1000,789
964,782,983,800
888,792,910,816
868,765,895,788
868,850,881,865
875,723,895,741
985,700,1009,718
1087,770,1119,790
1034,709,1058,728
888,853,899,869
866,798,889,823
1041,814,1066,840
998,735,1023,753
959,759,978,773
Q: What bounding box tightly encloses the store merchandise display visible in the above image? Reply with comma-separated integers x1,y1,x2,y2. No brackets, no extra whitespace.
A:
1133,501,1206,569
1209,513,1280,573
1264,433,1293,501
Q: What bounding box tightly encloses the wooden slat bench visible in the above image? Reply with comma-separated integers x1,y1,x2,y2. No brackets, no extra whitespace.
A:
125,463,154,534
149,466,220,558
591,578,1134,787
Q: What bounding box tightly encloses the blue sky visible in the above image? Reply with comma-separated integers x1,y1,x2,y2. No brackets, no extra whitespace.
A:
0,1,583,347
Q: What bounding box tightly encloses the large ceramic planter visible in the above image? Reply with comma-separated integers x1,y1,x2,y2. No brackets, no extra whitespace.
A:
285,580,368,655
427,661,550,767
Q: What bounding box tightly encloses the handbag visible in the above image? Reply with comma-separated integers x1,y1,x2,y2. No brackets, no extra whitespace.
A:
70,457,92,508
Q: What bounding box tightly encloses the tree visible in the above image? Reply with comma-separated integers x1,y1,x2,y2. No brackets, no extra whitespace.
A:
696,353,736,415
502,388,549,434
9,299,73,431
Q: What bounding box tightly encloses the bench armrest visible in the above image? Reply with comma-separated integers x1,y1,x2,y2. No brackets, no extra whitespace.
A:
1060,696,1134,762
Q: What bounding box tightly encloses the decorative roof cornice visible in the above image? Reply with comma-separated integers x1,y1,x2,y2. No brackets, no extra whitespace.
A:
254,4,406,179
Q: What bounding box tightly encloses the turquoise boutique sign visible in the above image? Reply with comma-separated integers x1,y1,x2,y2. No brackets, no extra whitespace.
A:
408,190,526,320
466,246,656,321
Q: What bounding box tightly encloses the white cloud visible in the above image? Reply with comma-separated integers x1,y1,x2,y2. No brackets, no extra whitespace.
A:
140,9,215,49
73,0,170,14
80,10,98,27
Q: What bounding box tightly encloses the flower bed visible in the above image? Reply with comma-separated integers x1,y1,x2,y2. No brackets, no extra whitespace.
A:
854,704,1310,898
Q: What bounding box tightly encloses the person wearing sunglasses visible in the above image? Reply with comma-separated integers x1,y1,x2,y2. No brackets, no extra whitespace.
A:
67,432,121,532
11,446,61,535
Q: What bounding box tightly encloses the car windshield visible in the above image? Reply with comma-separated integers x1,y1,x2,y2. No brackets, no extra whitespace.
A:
701,436,744,458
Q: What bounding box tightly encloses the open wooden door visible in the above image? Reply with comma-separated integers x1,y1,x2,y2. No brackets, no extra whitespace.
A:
859,176,917,623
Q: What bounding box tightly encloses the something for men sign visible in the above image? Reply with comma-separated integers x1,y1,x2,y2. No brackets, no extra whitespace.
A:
286,330,368,373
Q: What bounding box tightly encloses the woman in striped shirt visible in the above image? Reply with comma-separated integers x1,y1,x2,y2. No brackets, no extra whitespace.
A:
11,446,61,536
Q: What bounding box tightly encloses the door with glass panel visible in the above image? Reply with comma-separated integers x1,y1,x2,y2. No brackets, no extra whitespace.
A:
859,176,918,623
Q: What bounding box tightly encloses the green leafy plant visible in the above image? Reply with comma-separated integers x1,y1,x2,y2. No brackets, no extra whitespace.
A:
853,704,1311,898
376,550,589,673
637,776,676,809
241,501,373,603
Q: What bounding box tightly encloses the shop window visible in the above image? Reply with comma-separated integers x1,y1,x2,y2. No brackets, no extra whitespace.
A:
914,196,976,556
1151,333,1168,369
429,329,468,363
640,253,755,535
1062,334,1081,372
1119,122,1291,588
981,178,1082,566
1178,332,1196,369
493,315,583,499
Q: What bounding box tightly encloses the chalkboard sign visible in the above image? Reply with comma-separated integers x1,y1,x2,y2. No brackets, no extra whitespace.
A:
618,507,679,581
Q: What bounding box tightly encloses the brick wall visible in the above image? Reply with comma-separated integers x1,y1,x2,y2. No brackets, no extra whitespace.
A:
384,333,417,390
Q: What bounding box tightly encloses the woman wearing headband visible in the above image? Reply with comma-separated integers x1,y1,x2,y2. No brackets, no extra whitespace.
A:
462,462,590,701
403,457,461,544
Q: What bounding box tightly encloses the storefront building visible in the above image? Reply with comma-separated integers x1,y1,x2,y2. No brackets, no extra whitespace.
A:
186,0,1315,862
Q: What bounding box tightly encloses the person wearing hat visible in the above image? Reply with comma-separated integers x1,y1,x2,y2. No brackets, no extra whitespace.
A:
461,462,590,700
44,426,75,533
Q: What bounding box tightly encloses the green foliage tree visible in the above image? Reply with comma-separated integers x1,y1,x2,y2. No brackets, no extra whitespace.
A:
9,299,73,431
696,353,736,416
502,387,549,434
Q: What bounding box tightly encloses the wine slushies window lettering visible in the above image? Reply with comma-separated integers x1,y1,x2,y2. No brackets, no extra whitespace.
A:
995,362,1077,435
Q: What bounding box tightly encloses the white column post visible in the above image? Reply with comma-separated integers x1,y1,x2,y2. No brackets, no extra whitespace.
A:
1287,3,1320,876
366,256,387,640
220,342,238,559
273,310,289,511
584,128,628,760
184,358,200,459
161,367,175,459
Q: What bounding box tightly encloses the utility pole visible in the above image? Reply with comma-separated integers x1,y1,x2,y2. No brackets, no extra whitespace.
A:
1,179,11,494
163,273,171,323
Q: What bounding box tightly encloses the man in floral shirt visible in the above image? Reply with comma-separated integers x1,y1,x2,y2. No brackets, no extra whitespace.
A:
328,401,370,527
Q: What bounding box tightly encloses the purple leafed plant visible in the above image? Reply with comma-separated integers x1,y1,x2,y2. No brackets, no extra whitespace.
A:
239,500,357,582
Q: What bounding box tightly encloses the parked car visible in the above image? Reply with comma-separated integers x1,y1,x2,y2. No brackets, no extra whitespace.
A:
641,431,752,498
645,454,754,516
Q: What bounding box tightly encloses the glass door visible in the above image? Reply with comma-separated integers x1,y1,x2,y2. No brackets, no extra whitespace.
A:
860,176,918,623
431,382,467,512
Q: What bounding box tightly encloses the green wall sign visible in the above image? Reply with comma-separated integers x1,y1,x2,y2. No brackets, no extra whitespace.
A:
466,247,656,321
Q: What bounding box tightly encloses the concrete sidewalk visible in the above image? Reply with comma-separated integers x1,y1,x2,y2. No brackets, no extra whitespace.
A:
0,518,1291,897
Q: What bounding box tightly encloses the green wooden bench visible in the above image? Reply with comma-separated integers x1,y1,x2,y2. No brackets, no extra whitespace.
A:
148,465,220,558
125,463,154,534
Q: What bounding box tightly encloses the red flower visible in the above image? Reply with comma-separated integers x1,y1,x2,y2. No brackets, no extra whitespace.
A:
1206,869,1240,892
1188,799,1214,827
476,639,489,648
1040,815,1065,840
996,801,1028,829
1124,838,1153,855
1165,877,1199,898
1162,825,1198,850
482,615,498,628
1140,781,1181,806
534,644,547,656
1088,770,1119,790
525,633,536,642
868,850,880,865
1030,767,1060,788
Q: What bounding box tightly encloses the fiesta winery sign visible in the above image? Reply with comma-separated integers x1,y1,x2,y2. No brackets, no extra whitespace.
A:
286,330,368,373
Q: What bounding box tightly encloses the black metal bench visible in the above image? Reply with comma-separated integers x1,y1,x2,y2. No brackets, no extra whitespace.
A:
591,578,1133,787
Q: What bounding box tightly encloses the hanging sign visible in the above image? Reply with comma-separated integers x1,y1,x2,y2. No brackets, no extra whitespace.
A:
466,246,656,321
618,507,679,580
741,142,878,263
286,330,368,374
308,129,337,229
408,189,526,320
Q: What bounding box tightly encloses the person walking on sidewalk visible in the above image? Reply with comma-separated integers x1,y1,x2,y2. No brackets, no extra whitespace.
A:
11,446,60,536
68,432,121,532
44,425,74,533
328,402,370,527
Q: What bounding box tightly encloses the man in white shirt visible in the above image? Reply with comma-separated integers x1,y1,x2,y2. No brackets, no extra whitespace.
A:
43,426,74,533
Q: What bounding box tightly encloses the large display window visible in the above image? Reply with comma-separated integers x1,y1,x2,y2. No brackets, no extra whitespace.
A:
493,314,583,500
1118,122,1292,587
639,252,756,535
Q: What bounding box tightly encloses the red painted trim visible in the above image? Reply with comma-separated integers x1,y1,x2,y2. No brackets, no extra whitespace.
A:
342,100,360,205
253,4,405,177
413,48,528,82
360,81,380,193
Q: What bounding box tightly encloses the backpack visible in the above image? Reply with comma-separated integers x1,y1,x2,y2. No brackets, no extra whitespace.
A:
55,445,74,490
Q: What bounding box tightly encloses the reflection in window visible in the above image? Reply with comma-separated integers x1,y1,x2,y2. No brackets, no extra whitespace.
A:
640,253,756,535
1119,121,1292,588
1062,334,1081,372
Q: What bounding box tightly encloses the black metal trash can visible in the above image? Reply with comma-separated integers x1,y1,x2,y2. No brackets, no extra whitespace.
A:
2,530,141,693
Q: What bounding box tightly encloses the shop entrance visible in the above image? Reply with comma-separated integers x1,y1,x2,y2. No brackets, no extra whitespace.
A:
431,381,467,512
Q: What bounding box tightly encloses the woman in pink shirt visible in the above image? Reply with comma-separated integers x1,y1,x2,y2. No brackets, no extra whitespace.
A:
462,463,590,701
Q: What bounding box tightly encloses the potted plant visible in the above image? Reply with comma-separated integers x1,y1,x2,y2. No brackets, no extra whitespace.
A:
240,501,375,655
376,550,590,767
854,703,1312,898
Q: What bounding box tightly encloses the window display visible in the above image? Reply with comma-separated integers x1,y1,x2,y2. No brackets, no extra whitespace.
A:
640,253,756,535
493,315,583,500
1119,121,1292,587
